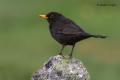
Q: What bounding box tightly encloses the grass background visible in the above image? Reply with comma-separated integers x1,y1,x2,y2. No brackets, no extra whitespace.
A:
0,0,120,80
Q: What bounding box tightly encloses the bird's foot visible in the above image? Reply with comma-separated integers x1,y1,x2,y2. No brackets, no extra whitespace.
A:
59,53,65,58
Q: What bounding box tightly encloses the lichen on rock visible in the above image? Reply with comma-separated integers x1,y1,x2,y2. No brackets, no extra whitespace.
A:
32,55,90,80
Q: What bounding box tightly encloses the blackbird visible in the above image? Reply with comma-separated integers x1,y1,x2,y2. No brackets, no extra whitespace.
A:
39,12,106,58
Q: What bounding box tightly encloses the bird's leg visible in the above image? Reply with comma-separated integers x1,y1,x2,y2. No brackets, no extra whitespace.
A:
59,45,65,56
69,44,75,58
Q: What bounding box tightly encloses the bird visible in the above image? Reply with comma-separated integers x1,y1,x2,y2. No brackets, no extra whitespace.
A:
39,12,106,58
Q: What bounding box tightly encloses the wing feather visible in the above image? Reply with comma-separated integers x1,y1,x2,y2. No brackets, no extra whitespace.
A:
58,23,84,35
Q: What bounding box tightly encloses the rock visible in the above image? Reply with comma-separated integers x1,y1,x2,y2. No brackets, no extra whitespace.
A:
32,55,90,80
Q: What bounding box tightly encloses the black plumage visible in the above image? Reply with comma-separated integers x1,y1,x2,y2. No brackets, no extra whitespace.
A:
40,12,106,58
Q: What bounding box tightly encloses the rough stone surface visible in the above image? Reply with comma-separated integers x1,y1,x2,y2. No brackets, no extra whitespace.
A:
32,55,90,80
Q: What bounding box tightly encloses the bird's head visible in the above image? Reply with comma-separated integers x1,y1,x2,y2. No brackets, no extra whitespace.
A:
39,12,64,24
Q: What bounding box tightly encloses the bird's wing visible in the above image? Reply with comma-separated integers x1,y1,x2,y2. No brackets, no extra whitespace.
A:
58,23,85,35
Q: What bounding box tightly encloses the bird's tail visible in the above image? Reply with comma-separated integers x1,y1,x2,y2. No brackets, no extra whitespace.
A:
90,34,107,38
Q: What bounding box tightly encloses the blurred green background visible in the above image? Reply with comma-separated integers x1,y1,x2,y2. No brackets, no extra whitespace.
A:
0,0,120,80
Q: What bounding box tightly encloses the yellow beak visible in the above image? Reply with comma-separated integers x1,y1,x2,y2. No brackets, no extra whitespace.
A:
39,15,48,19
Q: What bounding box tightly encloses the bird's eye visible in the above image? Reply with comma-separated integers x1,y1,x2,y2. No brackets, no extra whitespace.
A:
50,14,54,18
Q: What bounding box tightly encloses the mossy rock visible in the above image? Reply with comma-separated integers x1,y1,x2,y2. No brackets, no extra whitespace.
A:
32,55,90,80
